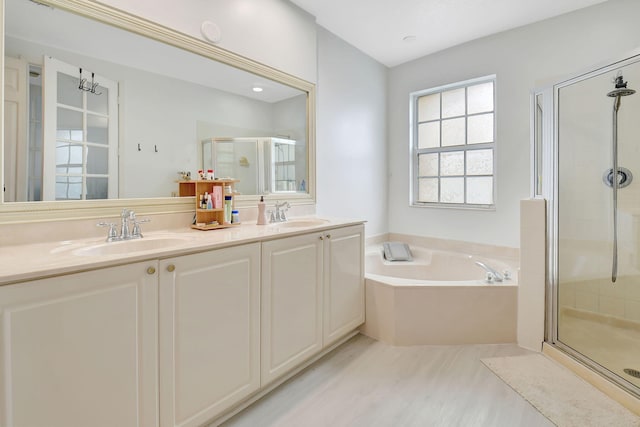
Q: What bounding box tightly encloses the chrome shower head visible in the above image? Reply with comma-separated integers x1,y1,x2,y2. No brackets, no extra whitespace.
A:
607,87,636,97
608,75,635,97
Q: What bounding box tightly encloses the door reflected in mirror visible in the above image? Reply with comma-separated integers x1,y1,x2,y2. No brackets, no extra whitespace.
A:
3,0,310,203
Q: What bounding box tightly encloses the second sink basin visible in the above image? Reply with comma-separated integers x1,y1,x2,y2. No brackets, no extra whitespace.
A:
270,219,330,228
74,237,192,256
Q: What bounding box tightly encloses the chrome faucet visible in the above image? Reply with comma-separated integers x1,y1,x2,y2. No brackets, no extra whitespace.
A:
120,209,133,240
475,261,505,282
270,201,291,223
98,209,150,241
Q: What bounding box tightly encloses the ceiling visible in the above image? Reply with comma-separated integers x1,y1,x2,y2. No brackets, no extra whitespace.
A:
289,0,608,67
7,0,303,103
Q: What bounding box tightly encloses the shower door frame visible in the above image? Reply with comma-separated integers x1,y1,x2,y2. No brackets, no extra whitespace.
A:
540,53,640,399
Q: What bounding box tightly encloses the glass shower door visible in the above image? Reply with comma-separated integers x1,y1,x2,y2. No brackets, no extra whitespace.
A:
556,58,640,394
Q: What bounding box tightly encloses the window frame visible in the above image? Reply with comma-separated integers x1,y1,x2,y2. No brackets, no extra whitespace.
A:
409,75,497,210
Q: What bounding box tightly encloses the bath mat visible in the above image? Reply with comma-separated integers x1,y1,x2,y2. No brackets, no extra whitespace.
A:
482,354,640,427
382,242,412,261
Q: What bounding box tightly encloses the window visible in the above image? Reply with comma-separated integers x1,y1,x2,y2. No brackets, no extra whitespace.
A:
410,75,495,208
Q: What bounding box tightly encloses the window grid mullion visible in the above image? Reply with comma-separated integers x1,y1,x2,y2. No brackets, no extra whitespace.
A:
418,172,493,179
464,87,468,203
437,153,442,202
438,93,443,202
416,142,493,155
464,149,468,204
417,110,494,126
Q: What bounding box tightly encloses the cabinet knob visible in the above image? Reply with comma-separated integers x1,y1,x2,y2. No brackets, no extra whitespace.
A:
319,236,324,240
326,234,331,239
146,266,156,275
167,264,176,272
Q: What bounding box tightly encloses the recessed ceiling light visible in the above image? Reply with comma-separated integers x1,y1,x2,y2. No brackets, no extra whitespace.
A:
402,35,417,42
252,86,263,93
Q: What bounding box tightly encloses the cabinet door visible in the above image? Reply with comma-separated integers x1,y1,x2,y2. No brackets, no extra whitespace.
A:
0,262,159,427
159,243,260,427
261,233,323,385
323,225,365,346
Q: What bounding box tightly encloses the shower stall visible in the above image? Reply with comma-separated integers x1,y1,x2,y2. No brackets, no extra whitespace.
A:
534,54,640,397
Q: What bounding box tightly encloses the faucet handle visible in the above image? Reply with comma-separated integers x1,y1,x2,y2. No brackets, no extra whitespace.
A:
280,207,289,221
131,218,150,238
97,221,118,241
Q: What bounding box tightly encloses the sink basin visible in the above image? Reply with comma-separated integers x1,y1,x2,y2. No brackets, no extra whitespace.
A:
270,219,330,229
73,237,191,256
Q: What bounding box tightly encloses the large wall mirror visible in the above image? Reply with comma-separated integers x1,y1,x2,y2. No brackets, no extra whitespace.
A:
1,0,316,222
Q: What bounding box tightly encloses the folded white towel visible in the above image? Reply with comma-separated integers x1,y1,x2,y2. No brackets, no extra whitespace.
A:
383,242,413,261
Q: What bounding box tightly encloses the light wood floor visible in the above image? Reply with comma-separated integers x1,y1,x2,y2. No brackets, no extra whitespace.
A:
221,334,553,427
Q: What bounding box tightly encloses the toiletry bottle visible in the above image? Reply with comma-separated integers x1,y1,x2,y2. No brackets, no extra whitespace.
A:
224,195,232,223
203,192,208,209
213,186,222,208
257,196,267,225
231,210,240,224
206,194,213,210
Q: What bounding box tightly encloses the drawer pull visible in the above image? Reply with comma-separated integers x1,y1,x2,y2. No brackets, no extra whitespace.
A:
326,234,331,239
167,264,176,272
319,236,324,240
146,266,156,275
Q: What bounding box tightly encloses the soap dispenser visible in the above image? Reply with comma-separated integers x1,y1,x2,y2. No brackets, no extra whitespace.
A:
257,196,267,225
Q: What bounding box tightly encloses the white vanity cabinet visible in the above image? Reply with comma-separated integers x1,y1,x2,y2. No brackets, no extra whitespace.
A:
0,261,159,427
0,220,364,427
260,224,365,385
158,243,261,427
261,232,324,385
322,224,365,347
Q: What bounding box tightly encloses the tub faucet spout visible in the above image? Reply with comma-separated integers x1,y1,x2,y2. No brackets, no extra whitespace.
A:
475,261,504,282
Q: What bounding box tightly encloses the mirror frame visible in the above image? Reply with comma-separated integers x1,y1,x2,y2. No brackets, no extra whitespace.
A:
0,0,316,222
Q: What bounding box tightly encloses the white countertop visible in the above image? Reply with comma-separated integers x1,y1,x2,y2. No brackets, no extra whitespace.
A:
0,217,364,286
